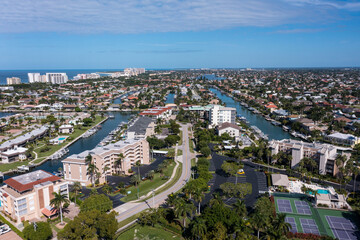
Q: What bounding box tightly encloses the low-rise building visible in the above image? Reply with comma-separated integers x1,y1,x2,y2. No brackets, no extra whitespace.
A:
217,122,241,139
0,170,69,224
0,147,27,163
59,125,74,134
324,132,360,147
139,106,172,119
270,139,343,176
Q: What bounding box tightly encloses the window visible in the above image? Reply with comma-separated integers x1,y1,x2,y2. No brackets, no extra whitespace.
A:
19,209,27,216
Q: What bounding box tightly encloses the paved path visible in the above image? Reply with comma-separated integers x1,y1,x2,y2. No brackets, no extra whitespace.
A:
114,124,192,223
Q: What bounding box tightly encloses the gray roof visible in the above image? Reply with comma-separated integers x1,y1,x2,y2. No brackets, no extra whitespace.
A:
12,170,52,185
127,116,153,135
271,174,289,187
0,126,48,151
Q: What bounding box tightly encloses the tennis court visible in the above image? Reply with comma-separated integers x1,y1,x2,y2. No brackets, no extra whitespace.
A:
273,193,359,240
326,216,358,240
285,217,297,233
295,200,312,215
277,199,293,213
300,218,320,235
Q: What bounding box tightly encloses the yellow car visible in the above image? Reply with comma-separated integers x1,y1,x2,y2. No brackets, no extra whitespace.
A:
237,169,245,175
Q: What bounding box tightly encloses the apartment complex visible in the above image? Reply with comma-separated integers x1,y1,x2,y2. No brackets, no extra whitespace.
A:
28,73,68,84
269,139,343,176
0,170,69,224
209,105,236,127
139,106,173,120
62,117,153,186
28,73,46,83
6,77,21,85
46,73,68,84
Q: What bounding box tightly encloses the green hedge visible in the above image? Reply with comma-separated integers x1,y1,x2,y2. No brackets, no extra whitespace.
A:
0,214,24,239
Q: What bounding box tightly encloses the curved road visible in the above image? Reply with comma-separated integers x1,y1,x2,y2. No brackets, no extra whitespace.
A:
114,124,192,222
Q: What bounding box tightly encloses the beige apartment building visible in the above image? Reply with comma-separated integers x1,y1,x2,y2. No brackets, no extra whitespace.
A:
62,138,150,186
0,170,69,224
269,139,345,176
62,116,154,186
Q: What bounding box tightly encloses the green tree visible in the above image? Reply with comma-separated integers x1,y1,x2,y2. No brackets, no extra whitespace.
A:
232,199,247,218
72,181,82,207
200,146,211,157
114,153,124,174
174,198,195,228
50,190,70,224
23,222,52,240
190,218,207,240
80,194,112,213
58,210,117,240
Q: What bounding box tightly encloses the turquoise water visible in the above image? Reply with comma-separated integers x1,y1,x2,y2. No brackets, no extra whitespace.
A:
317,189,329,194
308,189,329,195
58,137,66,141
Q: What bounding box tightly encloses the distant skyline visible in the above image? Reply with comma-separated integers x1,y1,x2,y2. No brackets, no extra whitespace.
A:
1,0,360,69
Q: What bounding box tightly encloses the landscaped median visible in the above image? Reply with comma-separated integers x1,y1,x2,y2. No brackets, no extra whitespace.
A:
120,158,178,202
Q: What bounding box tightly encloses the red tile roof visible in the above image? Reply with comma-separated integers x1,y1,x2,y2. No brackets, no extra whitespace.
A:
41,207,58,217
4,173,60,192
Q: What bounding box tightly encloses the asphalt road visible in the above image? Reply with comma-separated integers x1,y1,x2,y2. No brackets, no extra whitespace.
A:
114,123,192,222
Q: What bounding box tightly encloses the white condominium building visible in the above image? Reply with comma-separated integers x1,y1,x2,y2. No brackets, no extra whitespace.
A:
28,73,41,83
46,73,68,84
6,77,21,85
209,105,236,127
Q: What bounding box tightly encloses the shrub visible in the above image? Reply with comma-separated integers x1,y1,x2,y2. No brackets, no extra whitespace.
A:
23,222,52,240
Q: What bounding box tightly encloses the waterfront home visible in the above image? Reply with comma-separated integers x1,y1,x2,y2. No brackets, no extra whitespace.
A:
209,105,236,128
0,147,27,163
59,125,74,134
139,106,172,120
0,126,48,152
0,170,69,224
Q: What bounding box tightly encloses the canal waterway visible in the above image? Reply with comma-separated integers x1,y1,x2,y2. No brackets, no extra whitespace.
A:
165,93,175,104
210,88,292,140
0,112,15,118
4,111,133,179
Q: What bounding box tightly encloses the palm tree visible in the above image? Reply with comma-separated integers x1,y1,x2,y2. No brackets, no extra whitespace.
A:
193,190,204,215
87,163,98,187
50,190,70,224
103,165,110,183
114,153,124,174
251,212,269,239
191,218,207,240
174,198,195,228
352,166,360,193
72,181,82,207
232,199,247,218
270,213,291,239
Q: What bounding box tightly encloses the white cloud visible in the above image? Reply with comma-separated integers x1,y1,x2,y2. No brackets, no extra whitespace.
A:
0,0,356,34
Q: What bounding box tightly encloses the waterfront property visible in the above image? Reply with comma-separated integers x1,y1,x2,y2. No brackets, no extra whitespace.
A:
62,138,150,186
62,116,153,186
269,139,345,176
209,104,236,127
139,106,172,119
0,170,69,224
0,147,27,163
0,126,48,152
58,125,74,134
217,122,242,140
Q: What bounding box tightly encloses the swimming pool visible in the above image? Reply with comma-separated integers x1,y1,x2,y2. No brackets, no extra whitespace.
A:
317,189,329,194
58,137,66,141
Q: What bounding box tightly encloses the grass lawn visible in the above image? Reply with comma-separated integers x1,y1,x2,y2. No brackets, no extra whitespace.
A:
49,217,71,233
120,161,177,202
117,224,182,240
0,116,105,172
189,138,194,153
191,158,196,167
177,149,182,156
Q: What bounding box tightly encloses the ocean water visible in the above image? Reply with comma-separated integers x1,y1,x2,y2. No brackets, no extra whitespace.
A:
0,69,122,85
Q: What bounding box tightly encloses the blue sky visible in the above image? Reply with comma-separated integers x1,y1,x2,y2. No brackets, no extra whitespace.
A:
1,0,360,69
